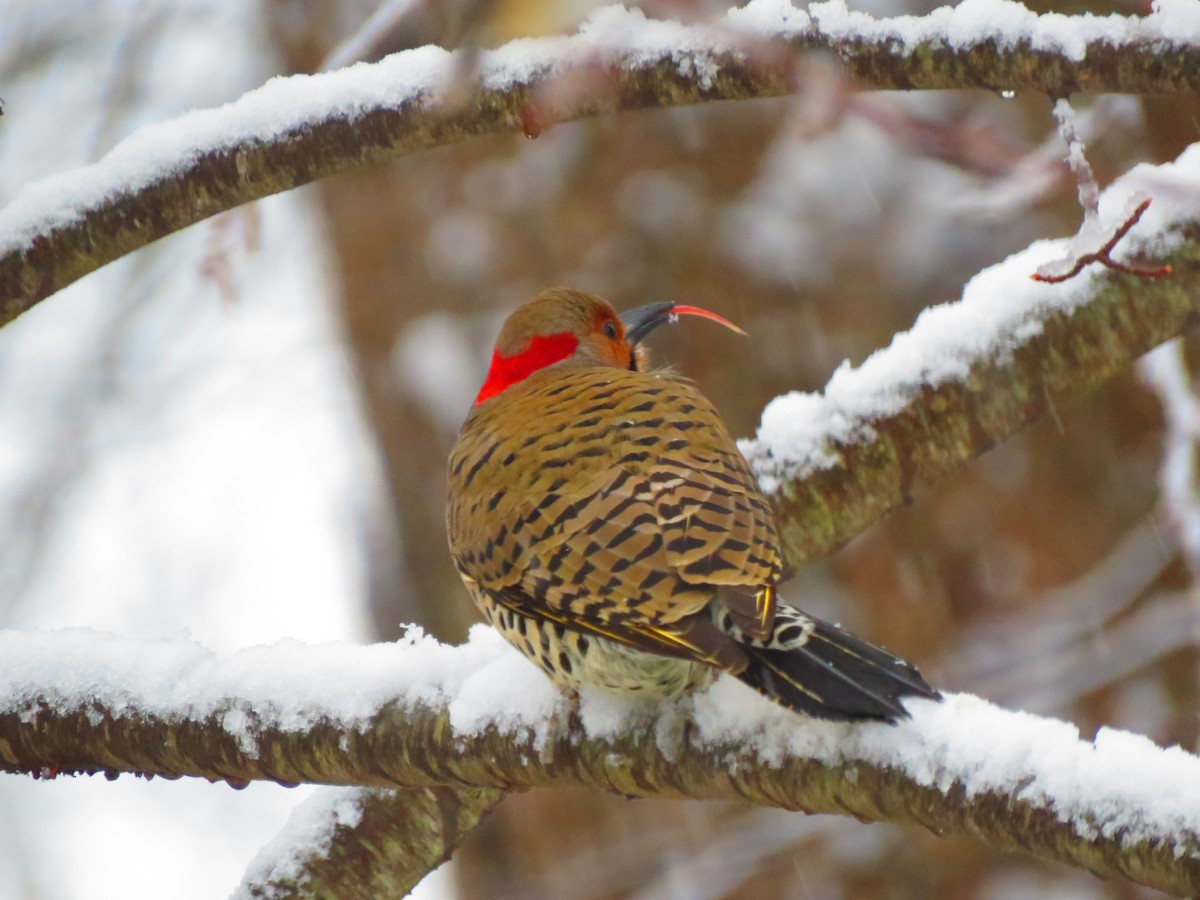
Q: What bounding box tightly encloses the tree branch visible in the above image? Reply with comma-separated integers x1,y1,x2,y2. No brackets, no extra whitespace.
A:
1,0,1196,325
2,629,1199,897
235,786,504,899
739,176,1200,572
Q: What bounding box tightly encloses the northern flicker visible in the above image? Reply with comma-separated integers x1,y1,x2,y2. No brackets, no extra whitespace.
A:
447,287,938,721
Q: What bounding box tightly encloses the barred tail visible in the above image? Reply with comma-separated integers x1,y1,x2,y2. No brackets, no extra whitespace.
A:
733,613,939,723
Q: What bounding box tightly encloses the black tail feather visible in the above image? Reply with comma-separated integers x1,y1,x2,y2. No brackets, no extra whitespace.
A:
735,618,940,723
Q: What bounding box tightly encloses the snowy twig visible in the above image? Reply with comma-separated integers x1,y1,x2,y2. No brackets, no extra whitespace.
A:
1054,97,1102,223
1032,100,1173,283
1,628,1199,896
1032,197,1173,283
1,1,1197,325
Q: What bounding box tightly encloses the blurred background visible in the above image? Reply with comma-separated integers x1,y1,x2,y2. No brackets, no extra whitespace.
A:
0,0,1197,897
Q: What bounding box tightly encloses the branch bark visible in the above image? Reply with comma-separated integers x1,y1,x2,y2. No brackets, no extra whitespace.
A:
235,786,504,899
1,2,1196,325
2,631,1199,897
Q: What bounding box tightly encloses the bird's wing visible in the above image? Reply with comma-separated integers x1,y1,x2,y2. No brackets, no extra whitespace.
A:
485,583,749,673
643,452,780,639
461,462,774,663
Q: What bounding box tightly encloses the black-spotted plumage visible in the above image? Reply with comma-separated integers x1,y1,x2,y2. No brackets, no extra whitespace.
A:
446,288,938,721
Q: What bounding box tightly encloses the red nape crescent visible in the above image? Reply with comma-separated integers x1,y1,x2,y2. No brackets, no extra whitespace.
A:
474,332,579,405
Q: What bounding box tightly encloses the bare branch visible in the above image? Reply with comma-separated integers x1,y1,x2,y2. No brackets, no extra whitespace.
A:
1,2,1196,326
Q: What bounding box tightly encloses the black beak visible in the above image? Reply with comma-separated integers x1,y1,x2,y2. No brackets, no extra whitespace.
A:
620,302,746,346
620,302,676,346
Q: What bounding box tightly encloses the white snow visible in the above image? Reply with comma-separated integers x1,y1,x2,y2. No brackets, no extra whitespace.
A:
0,625,549,744
734,0,1200,61
3,625,1198,856
725,0,813,36
811,0,1112,62
235,786,370,897
484,6,735,90
741,141,1200,494
693,680,1200,852
0,45,454,254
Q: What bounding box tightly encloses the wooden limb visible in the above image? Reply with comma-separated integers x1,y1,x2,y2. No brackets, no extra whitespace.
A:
1,637,1198,897
234,786,504,899
743,222,1200,574
1,7,1197,326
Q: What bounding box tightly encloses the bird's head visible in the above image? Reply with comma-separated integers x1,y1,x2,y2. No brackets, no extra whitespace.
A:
474,287,744,405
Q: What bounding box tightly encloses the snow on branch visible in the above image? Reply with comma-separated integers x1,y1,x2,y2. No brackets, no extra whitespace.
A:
741,141,1200,572
235,785,503,899
0,0,1196,326
1,626,1199,896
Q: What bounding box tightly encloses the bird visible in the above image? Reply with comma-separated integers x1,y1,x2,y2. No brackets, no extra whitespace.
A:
446,287,939,722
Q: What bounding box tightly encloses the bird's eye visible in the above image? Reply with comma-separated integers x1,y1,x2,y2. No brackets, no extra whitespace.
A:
603,320,618,340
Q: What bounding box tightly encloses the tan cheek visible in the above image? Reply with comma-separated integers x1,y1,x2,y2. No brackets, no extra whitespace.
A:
586,334,623,365
596,334,627,367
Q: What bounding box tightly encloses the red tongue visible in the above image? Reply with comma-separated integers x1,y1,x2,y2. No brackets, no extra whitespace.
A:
669,305,747,335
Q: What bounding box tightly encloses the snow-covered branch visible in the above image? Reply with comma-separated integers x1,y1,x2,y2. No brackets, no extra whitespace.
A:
0,0,1195,326
742,143,1200,572
2,143,1199,897
1,627,1198,897
236,786,503,899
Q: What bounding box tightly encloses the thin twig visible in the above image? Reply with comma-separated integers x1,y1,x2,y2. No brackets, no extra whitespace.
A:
1032,198,1173,283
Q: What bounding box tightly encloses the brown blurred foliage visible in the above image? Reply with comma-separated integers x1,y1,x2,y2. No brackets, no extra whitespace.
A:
266,1,1200,897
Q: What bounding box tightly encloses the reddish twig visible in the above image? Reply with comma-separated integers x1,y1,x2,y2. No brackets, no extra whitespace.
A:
1032,198,1173,284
